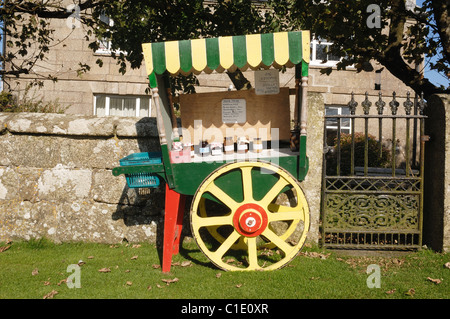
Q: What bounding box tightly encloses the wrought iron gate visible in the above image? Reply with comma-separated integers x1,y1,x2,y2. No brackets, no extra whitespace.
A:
321,92,427,250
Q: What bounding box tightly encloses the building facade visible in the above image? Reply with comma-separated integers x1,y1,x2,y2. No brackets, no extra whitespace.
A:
3,1,417,118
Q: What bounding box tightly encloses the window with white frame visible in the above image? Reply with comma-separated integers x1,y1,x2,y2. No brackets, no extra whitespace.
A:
94,95,152,117
96,14,114,54
325,105,352,146
310,38,340,67
325,105,351,133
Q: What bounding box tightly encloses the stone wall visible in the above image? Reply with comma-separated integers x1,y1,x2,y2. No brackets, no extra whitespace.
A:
0,113,164,244
0,92,325,245
424,94,450,252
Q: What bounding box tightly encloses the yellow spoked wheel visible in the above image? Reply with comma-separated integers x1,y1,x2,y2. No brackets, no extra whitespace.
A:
190,161,310,271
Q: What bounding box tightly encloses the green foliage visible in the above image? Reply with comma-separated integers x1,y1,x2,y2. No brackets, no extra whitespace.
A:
2,0,448,98
289,0,449,97
327,132,391,176
0,86,67,114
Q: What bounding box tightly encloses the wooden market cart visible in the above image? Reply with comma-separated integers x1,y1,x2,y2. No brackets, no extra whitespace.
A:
112,31,311,272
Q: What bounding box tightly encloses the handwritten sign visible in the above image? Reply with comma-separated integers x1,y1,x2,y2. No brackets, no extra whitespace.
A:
222,99,246,123
255,69,280,95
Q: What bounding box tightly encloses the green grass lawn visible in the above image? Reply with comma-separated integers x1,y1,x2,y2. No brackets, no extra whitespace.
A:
0,237,448,300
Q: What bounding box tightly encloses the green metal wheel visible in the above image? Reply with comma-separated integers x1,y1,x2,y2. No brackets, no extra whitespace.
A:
190,161,310,271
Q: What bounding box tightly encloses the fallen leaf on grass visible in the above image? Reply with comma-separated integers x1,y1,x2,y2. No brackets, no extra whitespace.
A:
132,244,141,248
126,281,132,286
57,279,67,286
216,273,222,279
405,288,415,296
131,255,138,260
98,267,111,273
385,289,396,295
43,281,51,286
181,261,192,267
300,251,331,259
444,262,450,269
162,278,179,285
0,245,11,253
88,256,94,259
260,249,274,256
427,277,442,284
235,284,242,288
147,285,152,290
43,290,58,299
152,264,161,269
32,268,39,276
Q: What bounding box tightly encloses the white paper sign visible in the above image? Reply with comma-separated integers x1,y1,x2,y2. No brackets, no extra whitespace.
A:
255,69,280,95
222,99,246,123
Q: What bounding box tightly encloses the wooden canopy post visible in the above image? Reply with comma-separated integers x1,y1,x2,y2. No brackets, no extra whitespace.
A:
300,76,308,136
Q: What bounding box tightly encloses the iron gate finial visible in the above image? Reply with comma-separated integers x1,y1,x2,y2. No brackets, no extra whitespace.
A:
389,92,399,115
347,92,358,115
376,92,385,115
404,91,414,115
362,92,372,115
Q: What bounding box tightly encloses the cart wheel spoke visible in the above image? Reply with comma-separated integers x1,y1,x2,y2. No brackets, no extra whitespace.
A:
267,205,304,222
260,177,289,207
192,214,233,228
205,182,239,211
240,166,254,201
246,237,259,270
212,230,241,260
261,228,292,254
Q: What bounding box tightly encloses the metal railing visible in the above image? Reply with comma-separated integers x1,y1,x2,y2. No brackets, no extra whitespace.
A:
321,91,427,250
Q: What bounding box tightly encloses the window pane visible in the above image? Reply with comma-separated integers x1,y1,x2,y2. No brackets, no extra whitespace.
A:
342,118,351,127
95,96,106,116
326,119,338,127
328,51,340,62
100,14,110,25
123,98,136,116
341,107,351,115
139,98,150,117
110,97,123,116
316,44,328,61
325,108,338,116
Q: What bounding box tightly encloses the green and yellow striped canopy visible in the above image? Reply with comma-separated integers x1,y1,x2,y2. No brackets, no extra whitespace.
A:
142,31,310,88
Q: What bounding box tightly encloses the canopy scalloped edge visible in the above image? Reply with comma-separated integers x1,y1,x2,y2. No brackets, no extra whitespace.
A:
142,31,310,86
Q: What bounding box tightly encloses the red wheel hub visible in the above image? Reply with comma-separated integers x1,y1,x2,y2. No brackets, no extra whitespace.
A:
233,203,268,237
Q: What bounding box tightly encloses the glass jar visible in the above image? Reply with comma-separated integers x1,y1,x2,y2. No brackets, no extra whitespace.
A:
211,143,223,156
224,136,234,155
199,140,210,157
237,137,249,154
183,143,194,158
253,137,263,153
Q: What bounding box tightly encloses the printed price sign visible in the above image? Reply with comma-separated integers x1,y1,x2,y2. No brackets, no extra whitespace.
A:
255,69,280,95
222,99,246,123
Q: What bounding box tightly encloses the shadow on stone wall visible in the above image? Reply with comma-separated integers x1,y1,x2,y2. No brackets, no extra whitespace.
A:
111,117,193,262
